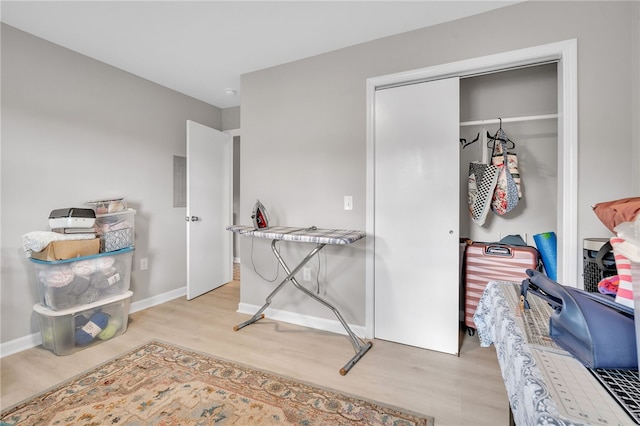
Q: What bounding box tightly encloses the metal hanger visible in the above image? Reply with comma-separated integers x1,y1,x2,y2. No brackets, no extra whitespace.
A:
487,118,516,150
460,132,480,149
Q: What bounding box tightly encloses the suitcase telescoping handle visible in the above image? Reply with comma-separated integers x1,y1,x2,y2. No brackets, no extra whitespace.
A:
484,244,513,257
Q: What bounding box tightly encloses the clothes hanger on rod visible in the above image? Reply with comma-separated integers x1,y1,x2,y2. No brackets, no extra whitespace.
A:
487,118,516,150
460,132,480,149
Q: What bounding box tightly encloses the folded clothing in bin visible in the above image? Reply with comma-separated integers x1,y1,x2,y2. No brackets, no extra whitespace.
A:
30,247,134,310
85,197,127,214
34,290,133,356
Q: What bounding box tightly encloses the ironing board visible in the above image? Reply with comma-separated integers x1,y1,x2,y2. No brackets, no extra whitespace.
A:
227,225,371,375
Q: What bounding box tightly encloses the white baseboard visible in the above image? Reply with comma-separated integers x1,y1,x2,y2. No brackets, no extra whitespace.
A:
0,286,187,358
236,303,366,338
0,333,42,359
129,287,186,313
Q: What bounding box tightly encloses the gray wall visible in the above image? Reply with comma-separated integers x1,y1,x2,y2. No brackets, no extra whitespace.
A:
239,1,640,327
222,106,241,131
1,24,222,344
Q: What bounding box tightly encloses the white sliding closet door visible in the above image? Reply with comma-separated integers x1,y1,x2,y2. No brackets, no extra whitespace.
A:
374,77,460,354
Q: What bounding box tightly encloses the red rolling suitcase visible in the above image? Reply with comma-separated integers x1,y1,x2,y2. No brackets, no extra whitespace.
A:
464,242,539,334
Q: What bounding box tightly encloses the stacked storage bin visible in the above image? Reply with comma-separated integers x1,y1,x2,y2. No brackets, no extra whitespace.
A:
31,199,135,355
94,208,136,253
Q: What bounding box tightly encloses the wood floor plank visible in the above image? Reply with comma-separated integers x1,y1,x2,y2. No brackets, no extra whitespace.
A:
0,279,509,425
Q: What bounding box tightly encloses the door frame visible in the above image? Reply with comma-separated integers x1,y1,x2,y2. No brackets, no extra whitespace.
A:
364,39,578,339
225,128,241,264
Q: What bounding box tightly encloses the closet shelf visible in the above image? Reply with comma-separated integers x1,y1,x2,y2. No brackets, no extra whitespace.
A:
460,113,558,127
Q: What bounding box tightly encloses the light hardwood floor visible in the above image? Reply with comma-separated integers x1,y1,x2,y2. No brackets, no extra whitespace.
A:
1,278,509,425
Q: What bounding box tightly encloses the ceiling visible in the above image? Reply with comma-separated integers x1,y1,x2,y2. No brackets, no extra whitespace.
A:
1,1,518,109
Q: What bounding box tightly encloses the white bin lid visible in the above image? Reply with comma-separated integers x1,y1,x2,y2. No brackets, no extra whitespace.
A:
33,290,133,316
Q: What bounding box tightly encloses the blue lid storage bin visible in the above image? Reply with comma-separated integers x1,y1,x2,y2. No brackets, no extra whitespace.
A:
29,247,133,311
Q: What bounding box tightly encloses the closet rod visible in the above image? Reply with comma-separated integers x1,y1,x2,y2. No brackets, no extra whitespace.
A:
460,113,558,127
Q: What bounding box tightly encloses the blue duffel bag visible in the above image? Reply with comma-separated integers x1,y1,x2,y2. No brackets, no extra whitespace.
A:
521,269,637,369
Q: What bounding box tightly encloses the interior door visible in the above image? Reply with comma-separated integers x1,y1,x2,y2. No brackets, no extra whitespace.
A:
186,120,232,299
374,77,460,354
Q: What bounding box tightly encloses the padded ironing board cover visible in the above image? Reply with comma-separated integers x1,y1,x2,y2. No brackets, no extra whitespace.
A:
227,225,365,245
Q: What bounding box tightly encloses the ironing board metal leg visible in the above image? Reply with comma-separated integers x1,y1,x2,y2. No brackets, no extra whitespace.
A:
233,241,324,332
270,241,373,375
340,341,373,376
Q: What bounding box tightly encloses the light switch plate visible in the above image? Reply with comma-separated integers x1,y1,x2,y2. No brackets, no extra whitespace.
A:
344,196,353,210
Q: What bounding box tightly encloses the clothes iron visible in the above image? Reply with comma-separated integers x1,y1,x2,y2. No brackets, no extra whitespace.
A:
251,199,270,229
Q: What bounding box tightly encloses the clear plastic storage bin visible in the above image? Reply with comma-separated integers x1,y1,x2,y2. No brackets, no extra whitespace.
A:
34,290,132,356
30,247,133,310
95,209,135,252
85,198,127,214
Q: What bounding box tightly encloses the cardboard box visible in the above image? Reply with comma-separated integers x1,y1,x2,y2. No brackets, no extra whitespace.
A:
31,238,100,261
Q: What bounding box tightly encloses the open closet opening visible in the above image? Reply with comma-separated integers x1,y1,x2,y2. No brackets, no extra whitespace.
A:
459,63,558,244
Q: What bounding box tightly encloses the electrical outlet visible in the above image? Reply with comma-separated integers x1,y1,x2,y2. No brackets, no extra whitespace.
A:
140,258,148,271
303,267,311,281
344,196,353,210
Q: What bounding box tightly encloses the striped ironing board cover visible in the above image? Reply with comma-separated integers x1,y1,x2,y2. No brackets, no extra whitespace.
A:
227,225,365,245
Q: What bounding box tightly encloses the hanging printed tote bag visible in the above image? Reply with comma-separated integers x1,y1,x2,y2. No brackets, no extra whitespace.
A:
506,147,522,199
468,134,499,226
491,130,519,215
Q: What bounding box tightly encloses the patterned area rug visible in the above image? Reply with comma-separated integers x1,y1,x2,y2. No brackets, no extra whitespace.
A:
1,340,434,425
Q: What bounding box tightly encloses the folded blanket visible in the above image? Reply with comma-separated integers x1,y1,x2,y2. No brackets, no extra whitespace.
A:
23,231,96,257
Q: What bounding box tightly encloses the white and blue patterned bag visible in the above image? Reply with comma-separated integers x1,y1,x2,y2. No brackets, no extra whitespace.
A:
491,130,519,215
468,161,499,226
